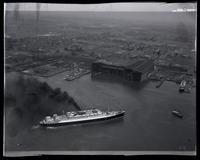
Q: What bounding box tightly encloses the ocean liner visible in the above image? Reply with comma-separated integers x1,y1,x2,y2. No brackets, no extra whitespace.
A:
40,109,125,126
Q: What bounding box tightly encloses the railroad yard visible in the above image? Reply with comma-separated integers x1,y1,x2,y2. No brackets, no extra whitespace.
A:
6,51,94,78
5,11,196,89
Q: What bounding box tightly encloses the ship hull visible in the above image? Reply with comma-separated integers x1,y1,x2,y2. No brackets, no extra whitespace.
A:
40,111,125,127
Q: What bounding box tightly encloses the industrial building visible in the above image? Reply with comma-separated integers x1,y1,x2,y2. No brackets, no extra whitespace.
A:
91,57,154,82
154,60,188,73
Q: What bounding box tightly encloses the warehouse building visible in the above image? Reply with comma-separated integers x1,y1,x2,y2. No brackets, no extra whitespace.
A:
91,57,154,82
154,60,188,73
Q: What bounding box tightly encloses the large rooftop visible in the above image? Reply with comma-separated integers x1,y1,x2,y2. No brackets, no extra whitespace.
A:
94,56,154,73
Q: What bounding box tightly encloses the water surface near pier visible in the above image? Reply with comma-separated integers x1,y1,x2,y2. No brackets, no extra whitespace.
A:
5,72,196,151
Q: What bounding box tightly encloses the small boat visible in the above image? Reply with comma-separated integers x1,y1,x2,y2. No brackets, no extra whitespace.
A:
179,80,186,92
172,110,183,118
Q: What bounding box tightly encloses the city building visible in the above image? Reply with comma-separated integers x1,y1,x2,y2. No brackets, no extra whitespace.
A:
91,57,154,82
154,60,188,73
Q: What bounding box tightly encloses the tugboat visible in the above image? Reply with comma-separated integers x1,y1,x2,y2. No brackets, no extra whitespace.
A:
172,110,183,119
40,109,125,127
179,80,186,92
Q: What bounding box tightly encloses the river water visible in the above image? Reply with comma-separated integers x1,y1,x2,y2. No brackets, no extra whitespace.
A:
5,72,196,152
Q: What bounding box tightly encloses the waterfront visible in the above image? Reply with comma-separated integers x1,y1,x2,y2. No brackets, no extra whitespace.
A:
5,72,196,151
4,9,196,153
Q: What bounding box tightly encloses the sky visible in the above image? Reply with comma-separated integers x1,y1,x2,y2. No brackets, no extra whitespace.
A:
5,2,197,12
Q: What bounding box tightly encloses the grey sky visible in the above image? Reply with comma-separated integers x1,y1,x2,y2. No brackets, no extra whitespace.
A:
5,3,197,12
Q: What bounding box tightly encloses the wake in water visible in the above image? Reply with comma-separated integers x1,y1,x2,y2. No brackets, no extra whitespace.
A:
32,125,58,130
31,125,40,129
31,124,59,130
46,126,58,129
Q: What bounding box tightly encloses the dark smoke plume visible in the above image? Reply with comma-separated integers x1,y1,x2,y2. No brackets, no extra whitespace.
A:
5,73,81,137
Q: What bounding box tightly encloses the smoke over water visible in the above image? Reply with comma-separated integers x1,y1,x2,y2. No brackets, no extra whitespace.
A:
5,73,81,137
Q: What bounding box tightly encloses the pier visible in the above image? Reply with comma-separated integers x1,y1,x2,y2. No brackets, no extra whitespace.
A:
156,77,166,88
